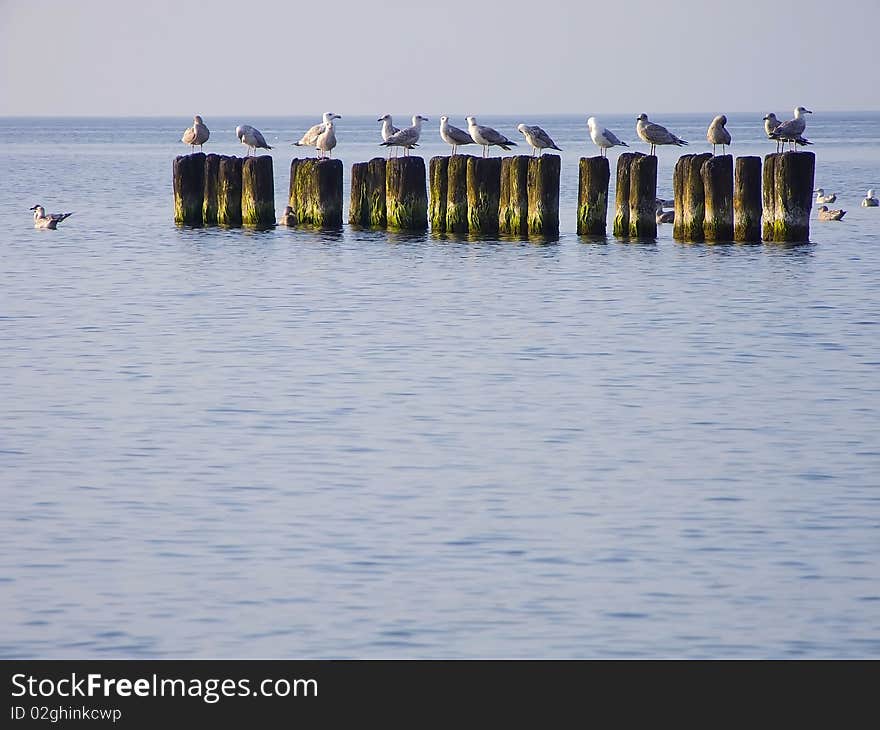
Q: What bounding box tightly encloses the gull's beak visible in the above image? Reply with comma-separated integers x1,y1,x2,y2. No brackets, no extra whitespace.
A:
29,205,37,211
805,109,813,114
335,115,342,120
377,118,382,122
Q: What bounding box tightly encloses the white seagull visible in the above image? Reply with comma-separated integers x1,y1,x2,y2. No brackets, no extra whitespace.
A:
29,204,73,230
315,116,338,159
294,113,341,154
465,116,517,157
380,115,428,156
769,106,812,150
707,114,731,154
378,114,402,157
439,116,474,155
814,188,837,204
862,189,879,207
181,115,210,152
763,112,811,152
587,116,628,157
236,124,272,156
516,123,562,156
636,113,688,155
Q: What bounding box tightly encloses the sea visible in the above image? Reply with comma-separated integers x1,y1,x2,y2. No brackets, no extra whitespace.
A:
1,113,878,658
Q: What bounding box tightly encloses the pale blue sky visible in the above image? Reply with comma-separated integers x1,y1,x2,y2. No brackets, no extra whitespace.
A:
1,0,874,115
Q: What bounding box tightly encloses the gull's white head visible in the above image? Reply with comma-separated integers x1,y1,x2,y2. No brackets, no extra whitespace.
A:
235,125,245,140
763,113,778,122
440,115,449,124
323,112,341,123
378,114,391,123
29,204,44,214
465,116,476,125
516,123,528,134
587,116,598,129
412,115,428,125
814,188,825,195
637,113,648,122
795,106,812,116
868,189,876,198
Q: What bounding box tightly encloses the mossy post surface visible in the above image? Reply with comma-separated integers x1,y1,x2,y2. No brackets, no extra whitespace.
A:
613,152,641,237
429,156,448,232
577,156,610,235
202,153,220,225
763,151,815,242
628,154,657,239
761,153,778,241
467,156,502,234
349,158,386,228
217,156,242,226
242,155,275,227
701,154,734,242
288,158,343,228
386,156,427,230
173,152,205,226
499,156,529,236
527,154,560,235
673,153,712,241
734,156,762,242
445,154,471,233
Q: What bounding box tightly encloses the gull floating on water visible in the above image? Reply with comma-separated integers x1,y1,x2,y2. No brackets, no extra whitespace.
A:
769,106,812,151
862,189,879,207
636,114,688,155
294,113,341,156
814,188,837,204
707,114,731,155
587,117,628,157
236,124,272,156
279,205,296,226
465,116,517,157
380,115,427,157
181,115,209,152
655,200,674,224
439,116,474,155
30,204,72,230
516,124,561,156
817,205,846,221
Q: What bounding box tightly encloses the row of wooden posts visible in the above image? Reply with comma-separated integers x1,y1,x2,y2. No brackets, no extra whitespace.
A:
173,150,815,242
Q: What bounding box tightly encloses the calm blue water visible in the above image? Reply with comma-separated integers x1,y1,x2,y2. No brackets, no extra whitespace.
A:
1,114,879,658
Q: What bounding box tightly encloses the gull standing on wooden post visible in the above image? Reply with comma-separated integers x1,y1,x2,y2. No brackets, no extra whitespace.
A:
769,106,812,151
707,115,731,155
636,114,688,155
516,124,562,156
380,115,427,157
439,116,475,155
465,116,517,157
29,204,73,229
315,116,339,159
181,115,210,152
587,117,628,157
378,114,401,158
294,113,341,157
236,125,272,156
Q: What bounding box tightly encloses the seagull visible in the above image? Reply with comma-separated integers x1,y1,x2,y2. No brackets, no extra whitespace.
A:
465,116,517,157
278,205,296,226
655,200,674,224
707,114,731,154
378,114,402,157
763,112,811,152
315,116,338,159
29,204,72,230
587,116,628,157
817,205,846,221
516,124,562,156
236,124,272,156
181,115,209,152
294,113,341,155
439,115,475,155
380,115,428,157
862,189,879,207
636,113,688,155
769,106,812,151
814,188,837,204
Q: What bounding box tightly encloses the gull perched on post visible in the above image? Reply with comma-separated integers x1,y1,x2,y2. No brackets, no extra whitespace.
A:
29,204,72,230
181,115,210,152
769,106,812,151
380,115,428,157
587,117,628,157
516,124,562,156
315,116,338,159
236,125,272,156
763,112,811,152
294,113,341,156
378,114,402,157
465,116,517,157
706,115,731,155
439,116,474,155
636,114,688,155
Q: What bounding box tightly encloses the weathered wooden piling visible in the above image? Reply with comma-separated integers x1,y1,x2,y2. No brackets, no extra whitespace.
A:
499,156,530,236
527,155,560,235
673,153,712,241
701,154,734,242
628,154,657,239
241,156,275,227
467,157,502,234
386,157,428,230
217,156,242,226
762,151,815,242
445,154,470,233
428,157,448,232
202,153,220,225
734,156,762,242
612,152,641,237
577,156,610,236
173,152,206,226
349,158,386,228
288,158,343,228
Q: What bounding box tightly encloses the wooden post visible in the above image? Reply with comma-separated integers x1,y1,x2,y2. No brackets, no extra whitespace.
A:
673,153,712,241
628,154,657,239
499,155,529,236
173,152,205,226
762,151,815,242
702,154,734,242
445,154,470,233
429,156,448,232
734,156,762,242
217,156,242,226
242,155,275,227
202,153,220,225
386,157,428,230
287,158,343,228
612,152,641,237
528,154,560,235
467,156,502,234
577,156,610,236
349,158,386,228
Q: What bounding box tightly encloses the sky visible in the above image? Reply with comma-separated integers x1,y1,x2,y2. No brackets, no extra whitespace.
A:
1,0,875,116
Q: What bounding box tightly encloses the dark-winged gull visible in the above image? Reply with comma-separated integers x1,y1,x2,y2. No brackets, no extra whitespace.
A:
315,117,338,159
181,115,210,151
862,189,878,207
587,116,628,157
655,200,674,224
29,204,72,230
817,205,846,221
380,115,427,157
516,124,561,156
707,114,731,155
465,116,517,157
439,116,474,155
764,112,811,152
236,124,272,156
294,113,341,155
814,188,836,204
636,114,688,155
769,106,812,151
378,114,401,158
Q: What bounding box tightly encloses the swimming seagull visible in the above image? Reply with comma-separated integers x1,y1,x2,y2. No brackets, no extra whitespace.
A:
465,116,517,157
516,124,562,156
769,106,812,151
587,117,628,157
817,205,846,221
636,113,688,155
278,205,296,226
29,204,72,230
181,115,210,152
378,114,402,158
380,115,428,157
655,200,674,224
439,116,475,155
236,124,272,156
707,114,731,154
294,113,341,155
862,189,879,207
814,188,837,204
315,116,338,159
